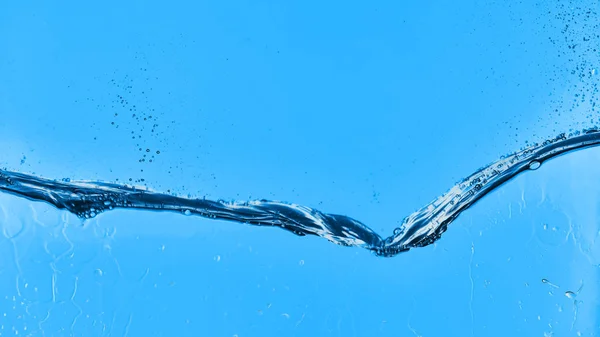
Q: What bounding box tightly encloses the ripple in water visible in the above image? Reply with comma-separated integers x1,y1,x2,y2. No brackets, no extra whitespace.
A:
1,128,600,257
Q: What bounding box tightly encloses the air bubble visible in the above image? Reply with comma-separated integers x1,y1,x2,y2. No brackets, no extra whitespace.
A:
184,209,191,216
529,161,541,170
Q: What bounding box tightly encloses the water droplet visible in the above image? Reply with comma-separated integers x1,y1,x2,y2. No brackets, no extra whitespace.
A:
214,255,221,262
529,161,541,170
299,260,304,266
184,209,191,216
94,269,103,277
542,278,560,288
565,291,576,299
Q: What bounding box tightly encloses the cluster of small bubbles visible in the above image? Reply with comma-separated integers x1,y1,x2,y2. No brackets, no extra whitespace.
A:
470,177,482,186
77,206,105,219
95,63,172,185
545,3,600,130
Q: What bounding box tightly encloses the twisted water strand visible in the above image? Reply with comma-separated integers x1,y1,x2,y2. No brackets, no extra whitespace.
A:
1,129,600,257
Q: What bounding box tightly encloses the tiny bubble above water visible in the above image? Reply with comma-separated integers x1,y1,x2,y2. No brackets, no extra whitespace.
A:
529,160,541,170
184,209,191,216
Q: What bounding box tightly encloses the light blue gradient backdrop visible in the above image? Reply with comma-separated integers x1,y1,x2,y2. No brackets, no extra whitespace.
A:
0,0,598,336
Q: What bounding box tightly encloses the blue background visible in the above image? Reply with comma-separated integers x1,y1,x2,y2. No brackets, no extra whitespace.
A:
0,0,598,336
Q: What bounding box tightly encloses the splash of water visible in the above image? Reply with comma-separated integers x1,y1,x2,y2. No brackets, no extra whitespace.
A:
1,128,600,257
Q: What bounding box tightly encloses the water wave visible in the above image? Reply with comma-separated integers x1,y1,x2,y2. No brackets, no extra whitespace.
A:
1,128,600,257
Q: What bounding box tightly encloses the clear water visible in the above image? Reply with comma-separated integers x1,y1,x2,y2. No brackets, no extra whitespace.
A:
1,0,599,336
2,129,600,257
